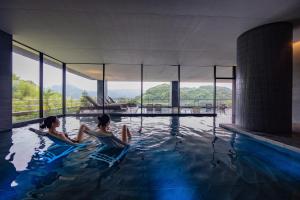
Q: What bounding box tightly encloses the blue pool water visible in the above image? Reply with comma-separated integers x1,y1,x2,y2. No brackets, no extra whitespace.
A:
0,116,300,200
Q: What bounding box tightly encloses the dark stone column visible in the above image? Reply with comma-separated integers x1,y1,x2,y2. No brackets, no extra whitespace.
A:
236,22,293,135
97,80,107,104
232,67,236,124
0,30,12,132
170,81,179,108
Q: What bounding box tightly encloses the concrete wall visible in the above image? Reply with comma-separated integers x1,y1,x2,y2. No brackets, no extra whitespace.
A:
0,30,12,132
236,22,293,135
293,42,300,124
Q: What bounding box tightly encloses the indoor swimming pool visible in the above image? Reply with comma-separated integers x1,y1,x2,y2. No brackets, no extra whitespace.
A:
0,116,300,200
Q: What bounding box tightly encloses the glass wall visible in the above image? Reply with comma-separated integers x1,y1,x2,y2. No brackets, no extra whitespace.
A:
12,42,40,123
43,56,63,117
216,66,234,124
12,42,235,122
143,65,178,114
180,66,214,114
216,80,233,124
66,64,100,114
105,64,141,114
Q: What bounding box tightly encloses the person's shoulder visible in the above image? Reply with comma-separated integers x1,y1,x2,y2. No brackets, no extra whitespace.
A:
86,129,110,136
98,130,113,136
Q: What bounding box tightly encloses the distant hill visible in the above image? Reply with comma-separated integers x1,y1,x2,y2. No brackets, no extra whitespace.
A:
51,84,140,99
135,83,232,101
51,83,232,100
51,84,96,99
108,89,140,99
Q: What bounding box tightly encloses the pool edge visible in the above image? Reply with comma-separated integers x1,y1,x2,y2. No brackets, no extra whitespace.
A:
219,123,300,154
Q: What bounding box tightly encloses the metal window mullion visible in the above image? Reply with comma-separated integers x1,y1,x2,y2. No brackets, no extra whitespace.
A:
213,65,216,115
141,64,143,115
178,64,180,114
39,53,44,118
102,64,105,114
62,63,66,115
232,66,236,123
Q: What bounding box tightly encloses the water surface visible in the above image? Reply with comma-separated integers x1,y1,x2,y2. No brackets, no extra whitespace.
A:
0,116,300,200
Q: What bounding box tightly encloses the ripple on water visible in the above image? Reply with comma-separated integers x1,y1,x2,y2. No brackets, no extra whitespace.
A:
1,117,300,200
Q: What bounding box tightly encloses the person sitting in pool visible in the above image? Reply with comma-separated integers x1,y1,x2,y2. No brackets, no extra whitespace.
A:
94,114,132,144
40,116,89,144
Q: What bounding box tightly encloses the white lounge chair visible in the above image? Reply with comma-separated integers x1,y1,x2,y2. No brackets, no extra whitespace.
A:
85,130,130,167
29,128,91,163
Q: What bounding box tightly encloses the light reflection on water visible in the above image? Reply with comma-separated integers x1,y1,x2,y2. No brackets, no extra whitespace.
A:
0,116,300,200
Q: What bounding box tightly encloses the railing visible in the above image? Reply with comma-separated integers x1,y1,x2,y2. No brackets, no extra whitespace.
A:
13,98,62,112
181,98,232,107
142,98,170,106
12,97,232,122
13,98,82,122
142,98,232,107
77,97,232,108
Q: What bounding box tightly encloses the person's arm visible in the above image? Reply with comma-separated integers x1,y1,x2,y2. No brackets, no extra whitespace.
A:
64,133,79,143
81,124,90,131
52,131,76,144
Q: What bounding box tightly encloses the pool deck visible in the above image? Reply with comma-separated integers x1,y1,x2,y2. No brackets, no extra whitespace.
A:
220,123,300,154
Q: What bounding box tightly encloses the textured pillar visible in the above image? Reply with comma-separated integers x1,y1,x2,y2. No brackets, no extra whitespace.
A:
0,30,12,132
236,22,293,135
232,67,236,124
170,81,179,108
293,42,300,124
97,80,107,104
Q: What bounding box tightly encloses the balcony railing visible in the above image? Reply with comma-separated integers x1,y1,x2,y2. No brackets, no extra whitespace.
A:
13,98,81,122
141,98,232,107
12,97,232,122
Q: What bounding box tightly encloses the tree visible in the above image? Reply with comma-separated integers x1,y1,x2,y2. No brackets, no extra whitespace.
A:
80,91,90,106
43,88,55,113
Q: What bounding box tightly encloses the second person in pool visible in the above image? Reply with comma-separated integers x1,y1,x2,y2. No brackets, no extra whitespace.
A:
94,114,132,144
40,114,132,144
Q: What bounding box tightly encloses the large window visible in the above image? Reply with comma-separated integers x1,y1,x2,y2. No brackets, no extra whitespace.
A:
12,41,235,122
216,80,233,123
66,64,100,114
216,66,234,124
105,64,141,114
43,56,63,117
143,65,178,114
180,66,214,114
12,43,40,123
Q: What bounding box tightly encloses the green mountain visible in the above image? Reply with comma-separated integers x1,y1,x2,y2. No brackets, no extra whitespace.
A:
137,83,232,101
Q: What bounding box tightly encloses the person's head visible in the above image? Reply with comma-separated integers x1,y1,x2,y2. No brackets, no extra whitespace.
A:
97,114,111,129
40,116,60,129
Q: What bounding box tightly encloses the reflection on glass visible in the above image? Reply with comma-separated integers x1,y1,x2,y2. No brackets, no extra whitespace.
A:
43,56,62,116
143,65,178,114
12,43,40,123
180,66,214,114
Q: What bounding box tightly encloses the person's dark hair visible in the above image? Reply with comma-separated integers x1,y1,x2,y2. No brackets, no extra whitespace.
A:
97,114,110,128
40,116,57,129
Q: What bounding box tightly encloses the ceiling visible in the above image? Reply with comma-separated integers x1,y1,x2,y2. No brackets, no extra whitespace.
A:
1,0,300,67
